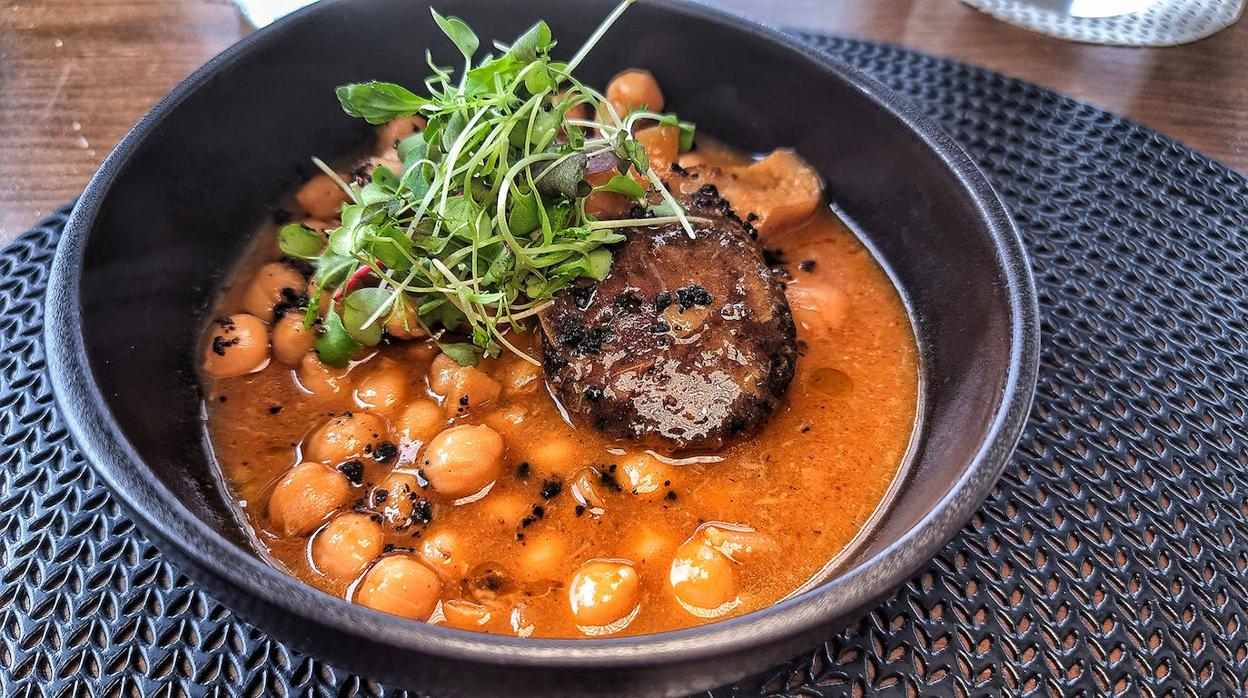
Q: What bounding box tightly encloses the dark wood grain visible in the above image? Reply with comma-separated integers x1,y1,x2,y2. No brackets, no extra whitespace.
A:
0,0,1243,243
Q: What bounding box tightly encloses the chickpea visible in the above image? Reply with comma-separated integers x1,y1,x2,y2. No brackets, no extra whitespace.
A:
374,471,420,527
203,314,270,379
268,462,352,536
441,599,491,630
427,353,460,395
419,528,467,578
478,491,530,528
669,540,738,612
516,532,568,582
296,351,352,397
526,436,579,476
384,297,425,340
786,281,849,336
502,358,543,394
355,554,441,621
445,366,501,417
312,512,384,582
272,314,315,367
355,359,410,412
606,69,664,116
375,115,427,152
304,412,390,464
420,424,504,498
295,173,349,219
619,453,675,500
701,524,776,563
242,263,306,322
395,399,445,461
628,526,677,565
568,560,641,630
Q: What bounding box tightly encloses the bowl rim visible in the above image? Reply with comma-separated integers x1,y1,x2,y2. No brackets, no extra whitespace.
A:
44,0,1039,670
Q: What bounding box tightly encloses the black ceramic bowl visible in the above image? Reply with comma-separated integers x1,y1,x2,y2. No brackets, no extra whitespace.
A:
44,0,1038,695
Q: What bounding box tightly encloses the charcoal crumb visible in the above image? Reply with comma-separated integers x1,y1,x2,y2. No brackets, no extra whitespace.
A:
516,462,531,479
676,284,712,310
458,394,470,406
665,490,678,501
211,335,239,356
337,460,364,486
570,281,598,311
614,291,644,314
268,405,282,415
575,505,586,517
413,499,433,524
763,248,786,267
797,259,817,272
383,543,395,553
653,291,672,313
583,386,603,402
531,504,545,519
373,442,398,463
540,479,563,499
373,488,389,504
554,317,614,356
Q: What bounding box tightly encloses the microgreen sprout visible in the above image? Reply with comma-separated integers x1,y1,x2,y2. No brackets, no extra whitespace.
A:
283,0,700,368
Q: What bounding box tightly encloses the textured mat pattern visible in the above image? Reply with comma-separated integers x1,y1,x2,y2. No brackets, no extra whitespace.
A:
3,35,1248,697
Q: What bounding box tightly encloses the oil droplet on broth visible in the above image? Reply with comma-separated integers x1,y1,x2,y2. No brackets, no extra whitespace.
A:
811,367,854,398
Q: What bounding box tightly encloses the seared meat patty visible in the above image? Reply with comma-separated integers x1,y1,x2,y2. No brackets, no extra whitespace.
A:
541,187,797,452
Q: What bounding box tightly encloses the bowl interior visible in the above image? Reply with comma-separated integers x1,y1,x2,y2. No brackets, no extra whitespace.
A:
67,0,1024,638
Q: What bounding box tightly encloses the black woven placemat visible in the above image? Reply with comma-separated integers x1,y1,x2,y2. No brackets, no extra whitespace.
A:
4,35,1248,696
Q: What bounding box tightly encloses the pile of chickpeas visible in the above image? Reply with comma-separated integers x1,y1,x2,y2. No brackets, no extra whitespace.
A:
203,260,776,633
198,69,785,635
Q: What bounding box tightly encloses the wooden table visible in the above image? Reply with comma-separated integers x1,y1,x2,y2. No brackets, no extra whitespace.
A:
1,0,1243,243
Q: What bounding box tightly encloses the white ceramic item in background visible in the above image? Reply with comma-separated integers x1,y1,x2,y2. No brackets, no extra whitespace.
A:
961,0,1245,45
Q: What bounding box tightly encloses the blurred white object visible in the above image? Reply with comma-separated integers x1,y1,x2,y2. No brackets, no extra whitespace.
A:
234,0,316,27
962,0,1245,45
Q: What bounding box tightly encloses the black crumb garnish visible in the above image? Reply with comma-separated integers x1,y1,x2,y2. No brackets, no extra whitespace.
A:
373,488,389,504
675,284,713,310
554,317,613,356
268,405,282,415
272,286,310,319
763,247,786,267
797,259,817,272
691,183,722,208
801,425,812,433
217,395,227,403
516,532,526,541
337,460,364,486
413,499,433,524
569,281,598,311
653,291,672,313
670,162,689,176
746,212,759,223
665,490,678,501
648,321,670,334
583,386,603,402
575,505,586,517
614,291,644,314
373,442,398,463
383,543,395,553
598,466,623,492
214,317,236,330
532,504,545,519
211,335,239,356
458,394,470,406
516,462,531,479
540,478,563,499
520,516,535,528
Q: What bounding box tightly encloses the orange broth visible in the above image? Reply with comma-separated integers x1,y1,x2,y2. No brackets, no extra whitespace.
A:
202,143,918,639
